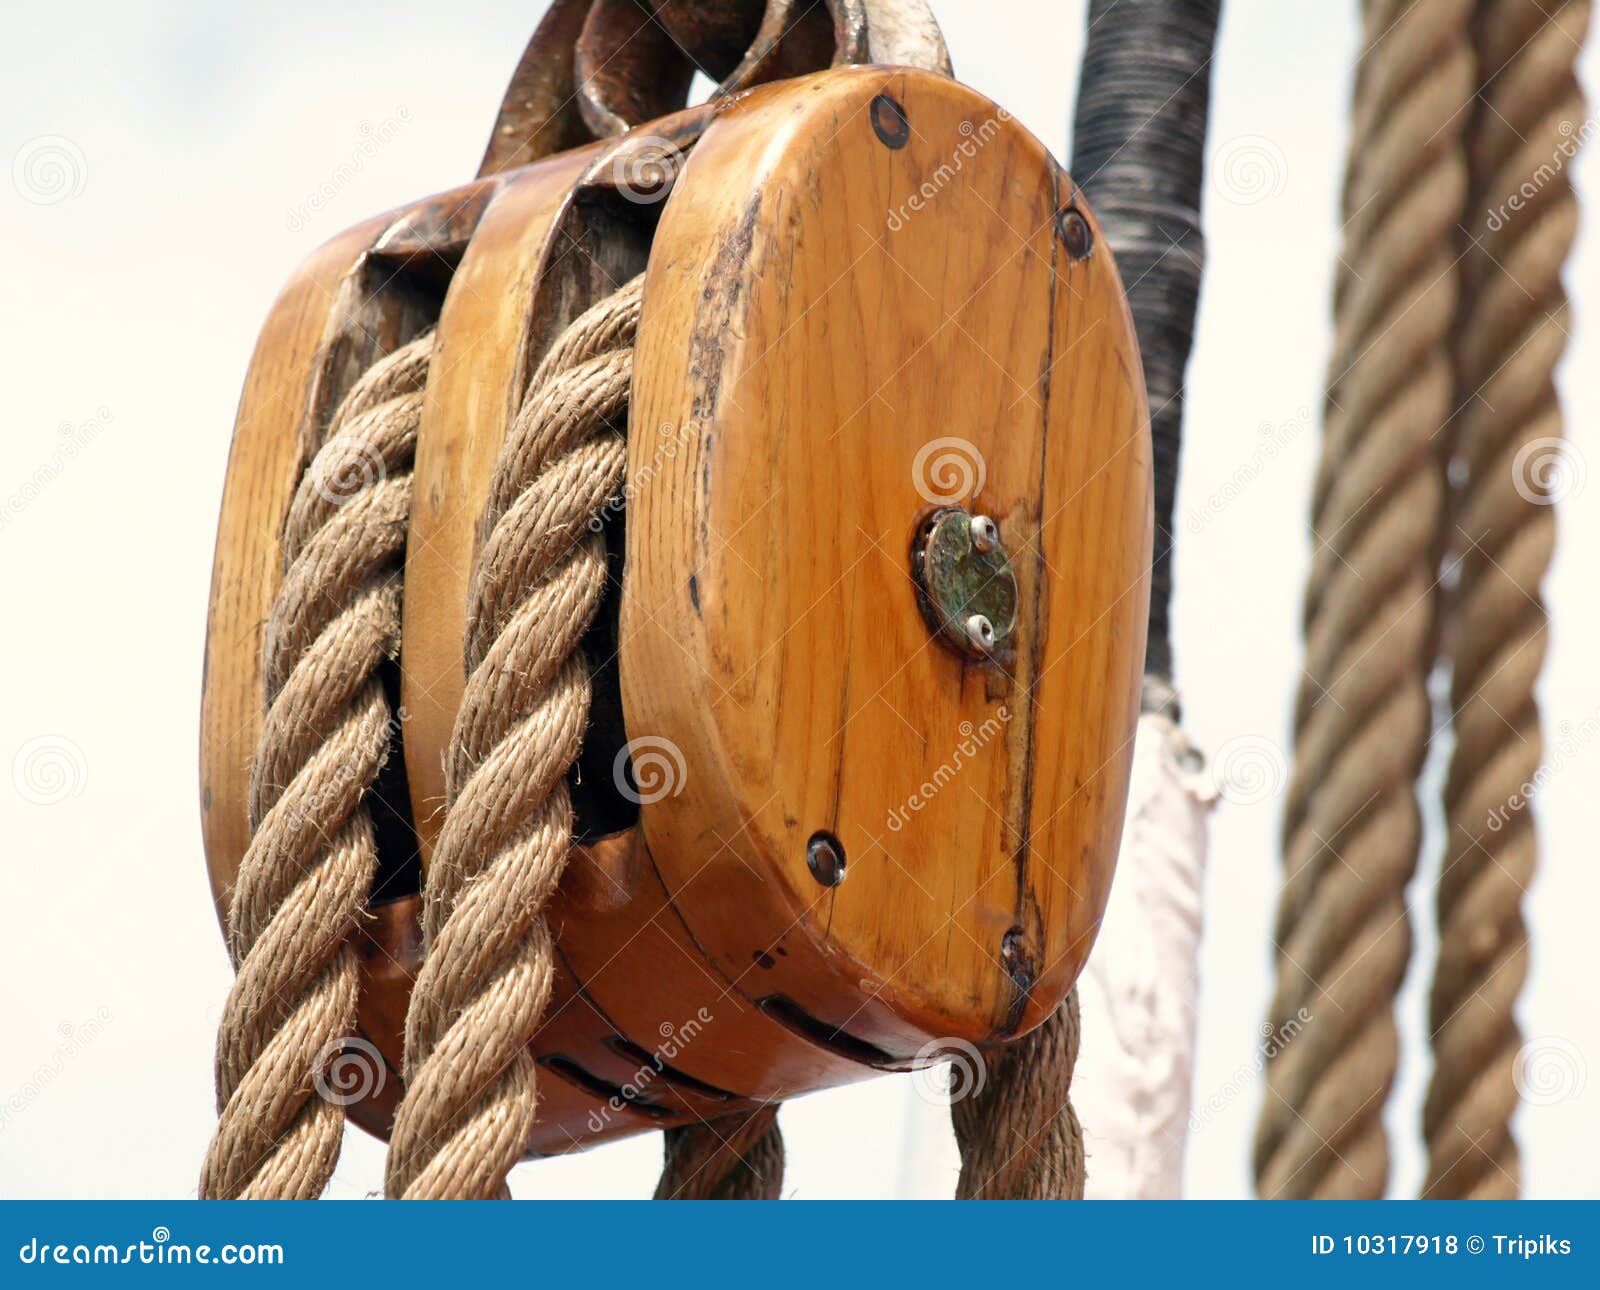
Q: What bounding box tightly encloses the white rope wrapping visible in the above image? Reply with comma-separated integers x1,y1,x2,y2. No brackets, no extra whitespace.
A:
1075,713,1214,1199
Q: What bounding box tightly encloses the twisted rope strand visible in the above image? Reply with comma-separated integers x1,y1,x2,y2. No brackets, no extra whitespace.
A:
1424,0,1589,1200
951,992,1086,1199
384,278,645,1200
202,334,433,1199
1256,0,1474,1199
654,1106,786,1200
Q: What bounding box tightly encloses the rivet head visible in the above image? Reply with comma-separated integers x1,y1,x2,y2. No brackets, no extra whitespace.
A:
806,831,847,887
969,514,999,553
870,94,910,150
965,614,995,652
1057,207,1093,260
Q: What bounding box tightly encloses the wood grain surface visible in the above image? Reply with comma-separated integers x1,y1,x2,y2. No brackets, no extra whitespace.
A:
625,67,1151,1051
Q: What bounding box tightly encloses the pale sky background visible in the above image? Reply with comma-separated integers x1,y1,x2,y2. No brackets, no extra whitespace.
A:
2,1,1596,1199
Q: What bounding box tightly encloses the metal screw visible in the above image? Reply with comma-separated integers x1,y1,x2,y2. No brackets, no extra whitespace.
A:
965,614,995,652
806,831,847,887
969,514,999,553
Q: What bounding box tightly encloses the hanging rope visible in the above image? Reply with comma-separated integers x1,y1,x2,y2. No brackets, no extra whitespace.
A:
202,335,433,1199
207,271,785,1199
1070,0,1221,692
379,274,783,1199
654,1106,785,1200
952,995,1085,1198
1425,0,1589,1200
1257,0,1474,1199
383,278,641,1198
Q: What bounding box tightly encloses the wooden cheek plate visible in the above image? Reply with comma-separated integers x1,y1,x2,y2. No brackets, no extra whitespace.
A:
202,66,1150,1157
622,68,1150,1065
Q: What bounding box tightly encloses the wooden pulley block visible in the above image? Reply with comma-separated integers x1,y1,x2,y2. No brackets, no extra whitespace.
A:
202,44,1150,1158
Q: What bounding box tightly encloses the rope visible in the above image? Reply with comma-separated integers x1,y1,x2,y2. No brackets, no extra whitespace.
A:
1074,714,1214,1198
1069,0,1222,688
951,993,1086,1199
202,334,433,1199
1256,0,1474,1199
1424,0,1589,1200
654,1106,785,1200
381,272,774,1199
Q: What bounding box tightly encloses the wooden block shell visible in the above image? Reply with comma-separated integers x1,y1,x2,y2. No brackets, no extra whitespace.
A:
203,66,1149,1157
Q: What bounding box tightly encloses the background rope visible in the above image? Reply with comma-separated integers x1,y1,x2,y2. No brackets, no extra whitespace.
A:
202,335,433,1199
385,277,662,1199
1069,0,1222,690
654,1106,785,1200
951,994,1085,1199
1256,0,1474,1199
1424,0,1589,1200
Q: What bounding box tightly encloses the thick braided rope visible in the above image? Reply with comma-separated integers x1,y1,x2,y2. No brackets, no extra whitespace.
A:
654,1106,785,1200
1424,0,1588,1200
951,992,1086,1199
202,335,433,1199
1255,0,1473,1199
384,279,645,1199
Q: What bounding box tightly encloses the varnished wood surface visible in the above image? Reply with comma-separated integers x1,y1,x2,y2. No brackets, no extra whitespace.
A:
402,107,883,1147
625,67,1151,1050
205,68,1149,1156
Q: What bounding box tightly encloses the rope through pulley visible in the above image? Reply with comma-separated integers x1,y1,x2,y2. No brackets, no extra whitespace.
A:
199,0,1164,1202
